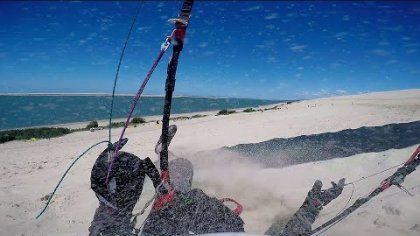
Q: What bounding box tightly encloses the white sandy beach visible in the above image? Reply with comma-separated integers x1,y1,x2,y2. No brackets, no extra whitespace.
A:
1,89,420,236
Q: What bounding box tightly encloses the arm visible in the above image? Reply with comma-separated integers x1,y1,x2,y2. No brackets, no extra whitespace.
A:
266,179,345,236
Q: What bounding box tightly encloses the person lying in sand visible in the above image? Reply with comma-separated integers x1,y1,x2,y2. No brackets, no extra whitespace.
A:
140,158,345,236
87,138,345,236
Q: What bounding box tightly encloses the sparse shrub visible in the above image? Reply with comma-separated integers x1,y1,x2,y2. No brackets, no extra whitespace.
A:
131,117,146,124
0,127,71,143
0,134,15,143
86,120,99,129
170,116,190,121
216,109,236,116
192,114,208,119
243,108,256,113
264,105,279,111
107,122,125,128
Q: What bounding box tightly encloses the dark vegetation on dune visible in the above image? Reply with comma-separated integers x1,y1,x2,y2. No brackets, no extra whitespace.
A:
0,116,144,143
224,121,420,168
0,105,287,144
0,127,72,143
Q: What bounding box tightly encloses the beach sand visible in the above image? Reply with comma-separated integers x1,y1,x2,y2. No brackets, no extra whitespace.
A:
0,89,419,235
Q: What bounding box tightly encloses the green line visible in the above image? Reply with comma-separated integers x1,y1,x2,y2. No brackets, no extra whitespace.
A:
35,140,110,219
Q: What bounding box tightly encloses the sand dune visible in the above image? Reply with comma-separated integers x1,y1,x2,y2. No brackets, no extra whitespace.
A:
0,89,419,235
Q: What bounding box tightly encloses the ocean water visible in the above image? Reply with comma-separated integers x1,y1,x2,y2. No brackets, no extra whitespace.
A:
0,95,281,130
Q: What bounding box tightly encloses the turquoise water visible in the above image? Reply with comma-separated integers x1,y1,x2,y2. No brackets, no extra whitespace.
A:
0,95,282,130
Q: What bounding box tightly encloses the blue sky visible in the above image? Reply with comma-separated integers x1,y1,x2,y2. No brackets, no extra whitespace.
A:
0,1,419,100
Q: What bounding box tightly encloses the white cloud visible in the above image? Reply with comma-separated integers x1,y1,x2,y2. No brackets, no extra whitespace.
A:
296,90,310,97
275,82,288,88
137,27,152,32
289,45,307,52
261,40,276,49
342,15,350,21
297,89,348,99
372,49,390,57
334,32,348,40
312,89,329,97
378,41,390,46
240,6,261,12
202,51,214,57
265,24,275,30
266,57,278,63
386,59,398,65
329,63,341,69
378,25,403,32
265,13,279,20
403,43,418,48
406,49,417,54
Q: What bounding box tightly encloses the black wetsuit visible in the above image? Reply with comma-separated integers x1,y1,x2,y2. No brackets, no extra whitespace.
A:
142,182,343,236
88,149,147,236
141,189,245,235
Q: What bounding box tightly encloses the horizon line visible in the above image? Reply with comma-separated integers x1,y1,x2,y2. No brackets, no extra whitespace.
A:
0,92,286,101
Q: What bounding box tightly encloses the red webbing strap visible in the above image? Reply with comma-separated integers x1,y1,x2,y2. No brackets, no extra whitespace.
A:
220,197,244,216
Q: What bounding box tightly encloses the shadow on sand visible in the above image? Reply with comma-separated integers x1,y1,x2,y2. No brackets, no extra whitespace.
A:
222,121,420,168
